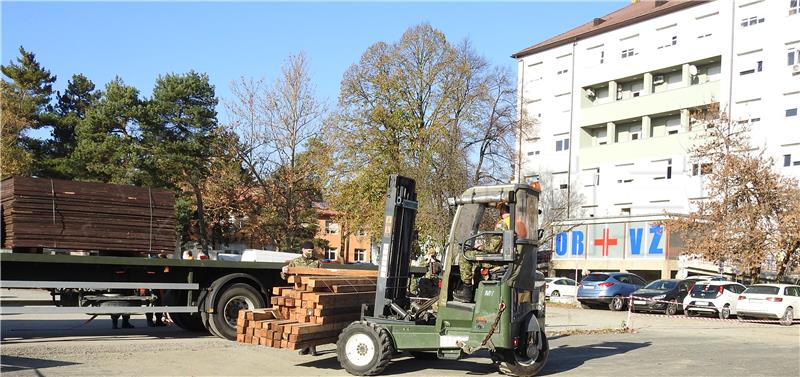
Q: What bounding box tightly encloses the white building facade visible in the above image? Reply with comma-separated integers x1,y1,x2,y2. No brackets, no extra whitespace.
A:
513,0,800,280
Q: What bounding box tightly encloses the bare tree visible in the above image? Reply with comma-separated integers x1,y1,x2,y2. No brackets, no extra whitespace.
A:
667,107,800,281
225,52,327,250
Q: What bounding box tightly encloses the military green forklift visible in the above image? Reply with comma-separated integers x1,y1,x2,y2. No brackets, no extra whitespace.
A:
336,175,549,376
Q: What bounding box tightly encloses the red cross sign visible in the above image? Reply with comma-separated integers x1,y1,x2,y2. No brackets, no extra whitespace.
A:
594,228,618,257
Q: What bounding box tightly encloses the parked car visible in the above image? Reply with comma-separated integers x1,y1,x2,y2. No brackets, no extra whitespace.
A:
631,279,693,315
682,280,746,319
736,284,800,326
577,272,646,311
545,277,578,298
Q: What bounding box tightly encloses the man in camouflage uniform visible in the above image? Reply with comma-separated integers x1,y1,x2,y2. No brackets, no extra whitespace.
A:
280,240,321,280
454,203,511,303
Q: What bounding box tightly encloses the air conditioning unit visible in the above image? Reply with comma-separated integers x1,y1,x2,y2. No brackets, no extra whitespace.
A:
793,64,800,74
653,75,665,85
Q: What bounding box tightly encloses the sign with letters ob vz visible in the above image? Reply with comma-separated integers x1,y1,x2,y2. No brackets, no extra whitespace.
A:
553,221,667,259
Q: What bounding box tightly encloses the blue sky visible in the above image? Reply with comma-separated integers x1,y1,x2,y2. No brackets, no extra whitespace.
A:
2,1,626,124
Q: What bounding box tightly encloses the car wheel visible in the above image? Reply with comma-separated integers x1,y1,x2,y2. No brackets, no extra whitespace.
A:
609,295,625,311
719,304,731,320
551,290,560,297
779,307,794,326
665,301,678,316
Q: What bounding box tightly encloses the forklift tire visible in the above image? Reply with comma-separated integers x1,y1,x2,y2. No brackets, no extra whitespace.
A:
498,330,549,377
337,321,394,376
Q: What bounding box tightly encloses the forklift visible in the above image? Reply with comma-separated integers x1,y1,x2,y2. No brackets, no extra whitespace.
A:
336,175,548,376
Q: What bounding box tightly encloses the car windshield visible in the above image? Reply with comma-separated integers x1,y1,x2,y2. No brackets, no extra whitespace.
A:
645,280,677,290
583,274,609,282
744,286,779,295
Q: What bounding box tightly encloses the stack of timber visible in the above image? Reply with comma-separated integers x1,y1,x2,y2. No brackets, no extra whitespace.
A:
236,267,378,350
1,176,175,254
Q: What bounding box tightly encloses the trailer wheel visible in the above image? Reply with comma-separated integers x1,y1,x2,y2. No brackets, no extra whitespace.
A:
498,330,549,377
211,283,265,340
337,321,394,376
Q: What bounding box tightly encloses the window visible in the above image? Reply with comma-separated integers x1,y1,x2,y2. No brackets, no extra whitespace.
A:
789,48,800,66
527,151,540,156
692,163,713,176
621,48,637,58
791,0,799,15
784,154,792,167
557,68,569,75
584,168,600,187
653,159,673,180
657,35,678,49
740,16,765,27
555,138,570,151
355,228,367,237
325,248,337,260
740,61,762,76
697,32,712,39
787,108,798,117
559,183,569,190
354,248,366,262
599,50,605,64
325,221,339,234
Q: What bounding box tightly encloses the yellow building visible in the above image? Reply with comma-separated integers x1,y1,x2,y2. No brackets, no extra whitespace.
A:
314,205,372,264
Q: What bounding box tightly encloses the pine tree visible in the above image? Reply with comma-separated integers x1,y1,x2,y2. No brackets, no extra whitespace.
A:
0,46,56,176
45,74,100,177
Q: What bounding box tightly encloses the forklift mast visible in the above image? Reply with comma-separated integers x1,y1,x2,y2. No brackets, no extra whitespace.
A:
373,175,418,318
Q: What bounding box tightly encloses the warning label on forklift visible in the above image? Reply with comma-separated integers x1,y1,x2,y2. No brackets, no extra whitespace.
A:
439,335,469,347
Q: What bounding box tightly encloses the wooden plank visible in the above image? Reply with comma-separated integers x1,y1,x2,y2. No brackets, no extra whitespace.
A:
306,277,377,288
290,321,349,335
246,308,279,321
245,335,253,343
286,336,339,350
272,286,294,295
315,312,361,325
288,329,341,342
236,334,245,342
259,337,269,346
267,319,297,331
285,267,377,278
332,284,377,293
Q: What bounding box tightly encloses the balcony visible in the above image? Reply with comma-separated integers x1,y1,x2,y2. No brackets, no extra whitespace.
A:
580,80,720,127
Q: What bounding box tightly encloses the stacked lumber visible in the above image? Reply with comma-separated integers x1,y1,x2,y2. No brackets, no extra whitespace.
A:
1,176,175,253
235,267,377,350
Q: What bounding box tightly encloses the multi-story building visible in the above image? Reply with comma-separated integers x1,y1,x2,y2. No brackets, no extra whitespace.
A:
315,205,373,264
512,0,800,280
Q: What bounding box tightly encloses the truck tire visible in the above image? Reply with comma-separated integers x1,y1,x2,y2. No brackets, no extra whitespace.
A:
171,313,207,332
337,321,394,376
210,283,265,340
498,330,549,377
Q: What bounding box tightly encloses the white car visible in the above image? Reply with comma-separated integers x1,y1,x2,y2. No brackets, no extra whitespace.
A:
736,284,800,326
545,277,578,298
683,281,746,319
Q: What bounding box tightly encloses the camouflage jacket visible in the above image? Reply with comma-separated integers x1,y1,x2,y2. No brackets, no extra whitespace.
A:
281,256,321,279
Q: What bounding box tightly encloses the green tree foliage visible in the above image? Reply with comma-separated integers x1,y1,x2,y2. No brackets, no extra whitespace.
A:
72,78,146,184
45,74,101,177
332,24,521,248
0,46,56,176
144,71,219,253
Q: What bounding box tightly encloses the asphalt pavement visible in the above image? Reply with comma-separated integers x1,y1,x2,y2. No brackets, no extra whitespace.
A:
1,297,798,376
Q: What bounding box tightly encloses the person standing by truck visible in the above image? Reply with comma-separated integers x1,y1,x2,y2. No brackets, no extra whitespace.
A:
280,240,321,279
280,240,322,356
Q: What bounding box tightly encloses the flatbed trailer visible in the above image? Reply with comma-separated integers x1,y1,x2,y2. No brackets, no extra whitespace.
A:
0,251,381,340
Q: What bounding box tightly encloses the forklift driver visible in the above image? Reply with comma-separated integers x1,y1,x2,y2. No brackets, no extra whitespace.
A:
454,202,527,303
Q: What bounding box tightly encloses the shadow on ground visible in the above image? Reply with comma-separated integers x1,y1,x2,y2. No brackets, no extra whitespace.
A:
0,318,212,344
540,340,651,375
0,355,80,373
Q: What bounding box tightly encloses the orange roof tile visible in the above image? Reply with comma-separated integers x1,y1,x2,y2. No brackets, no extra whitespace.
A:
511,0,708,59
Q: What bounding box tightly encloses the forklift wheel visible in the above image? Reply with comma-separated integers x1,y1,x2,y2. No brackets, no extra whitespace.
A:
497,330,549,377
337,321,394,376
